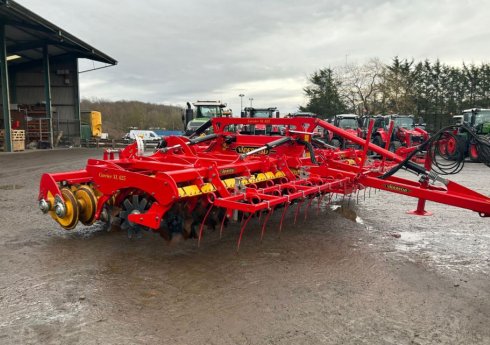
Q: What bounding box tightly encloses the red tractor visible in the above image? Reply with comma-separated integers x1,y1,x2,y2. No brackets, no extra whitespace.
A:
328,114,362,148
366,114,429,152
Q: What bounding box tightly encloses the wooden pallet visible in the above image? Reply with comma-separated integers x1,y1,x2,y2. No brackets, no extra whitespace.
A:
13,130,25,141
0,129,25,140
13,140,25,152
0,134,26,152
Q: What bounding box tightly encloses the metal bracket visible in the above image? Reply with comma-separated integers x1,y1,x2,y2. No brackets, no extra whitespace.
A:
234,177,247,195
299,166,310,180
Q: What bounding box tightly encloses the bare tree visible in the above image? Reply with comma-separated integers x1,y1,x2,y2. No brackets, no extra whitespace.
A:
335,58,384,115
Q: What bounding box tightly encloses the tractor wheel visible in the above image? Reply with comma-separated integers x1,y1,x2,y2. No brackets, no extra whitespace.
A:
389,140,402,153
372,135,384,148
437,138,448,155
438,135,465,161
447,136,460,157
331,139,341,148
469,144,480,162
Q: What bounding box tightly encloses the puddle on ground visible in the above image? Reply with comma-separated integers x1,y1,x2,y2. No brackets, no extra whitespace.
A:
0,184,24,190
330,204,364,224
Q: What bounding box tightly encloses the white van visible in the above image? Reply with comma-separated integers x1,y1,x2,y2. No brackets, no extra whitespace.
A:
124,130,161,142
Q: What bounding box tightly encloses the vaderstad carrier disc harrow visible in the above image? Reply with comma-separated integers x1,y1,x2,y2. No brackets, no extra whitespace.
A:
38,116,490,249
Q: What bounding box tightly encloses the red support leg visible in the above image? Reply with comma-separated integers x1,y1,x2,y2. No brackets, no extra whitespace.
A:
407,198,433,216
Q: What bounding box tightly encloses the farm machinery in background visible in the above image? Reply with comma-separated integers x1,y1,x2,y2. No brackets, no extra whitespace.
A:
182,100,229,136
363,114,429,152
80,111,104,141
38,115,490,249
440,108,490,162
286,112,326,139
327,114,362,149
359,114,429,163
240,107,280,135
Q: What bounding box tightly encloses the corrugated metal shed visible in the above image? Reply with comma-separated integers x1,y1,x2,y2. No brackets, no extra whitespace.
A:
0,0,116,66
0,0,117,151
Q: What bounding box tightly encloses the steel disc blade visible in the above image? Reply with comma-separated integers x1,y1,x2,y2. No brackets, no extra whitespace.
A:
119,211,128,219
112,216,122,226
123,199,132,211
132,195,139,209
139,198,148,211
121,222,129,231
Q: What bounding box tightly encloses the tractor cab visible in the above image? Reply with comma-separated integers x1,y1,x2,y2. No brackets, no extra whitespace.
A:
453,109,490,136
288,111,317,118
388,115,416,129
183,100,228,135
453,109,490,162
466,109,490,134
241,107,280,135
359,115,384,138
328,114,361,148
242,107,278,119
334,114,360,131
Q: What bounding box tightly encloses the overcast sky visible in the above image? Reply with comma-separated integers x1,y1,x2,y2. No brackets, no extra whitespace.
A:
19,0,490,114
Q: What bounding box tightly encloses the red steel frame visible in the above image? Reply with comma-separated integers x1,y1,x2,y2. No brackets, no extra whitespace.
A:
39,116,490,238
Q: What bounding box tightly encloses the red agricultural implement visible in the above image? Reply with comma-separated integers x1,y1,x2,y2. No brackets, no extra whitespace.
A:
38,116,490,249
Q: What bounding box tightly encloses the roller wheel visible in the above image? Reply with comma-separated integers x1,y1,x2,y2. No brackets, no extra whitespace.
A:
115,194,151,238
75,185,97,225
50,188,79,230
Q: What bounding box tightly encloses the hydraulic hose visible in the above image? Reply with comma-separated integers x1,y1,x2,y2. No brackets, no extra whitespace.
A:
296,138,319,164
380,122,490,179
188,133,218,145
188,120,212,139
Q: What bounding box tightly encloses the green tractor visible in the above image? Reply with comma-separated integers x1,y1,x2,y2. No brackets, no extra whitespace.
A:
183,100,229,136
454,108,490,162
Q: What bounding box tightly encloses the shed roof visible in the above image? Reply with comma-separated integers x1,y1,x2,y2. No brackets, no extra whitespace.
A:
0,0,117,67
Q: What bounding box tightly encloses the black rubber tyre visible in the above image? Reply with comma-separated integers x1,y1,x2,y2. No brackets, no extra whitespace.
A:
389,140,402,153
331,138,341,148
372,135,384,148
